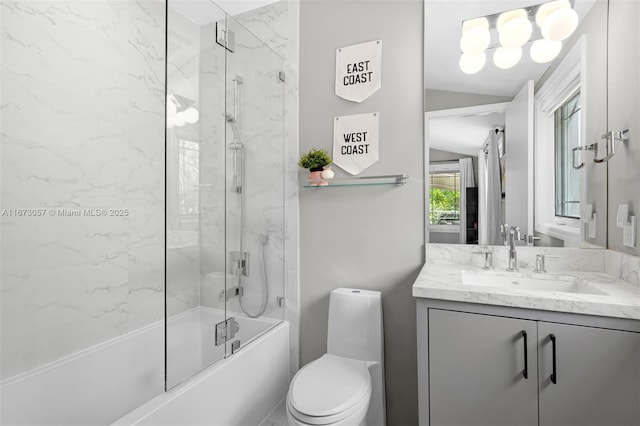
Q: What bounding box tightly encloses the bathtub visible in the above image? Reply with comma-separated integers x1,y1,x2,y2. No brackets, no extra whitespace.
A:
0,308,289,426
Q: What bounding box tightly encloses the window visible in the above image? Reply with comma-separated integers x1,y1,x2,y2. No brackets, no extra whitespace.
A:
178,139,199,216
429,163,460,230
554,91,581,219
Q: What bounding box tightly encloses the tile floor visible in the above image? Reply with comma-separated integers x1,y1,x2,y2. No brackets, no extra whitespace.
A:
260,400,287,426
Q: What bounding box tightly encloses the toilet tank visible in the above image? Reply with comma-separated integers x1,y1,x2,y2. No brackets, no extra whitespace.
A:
327,288,383,363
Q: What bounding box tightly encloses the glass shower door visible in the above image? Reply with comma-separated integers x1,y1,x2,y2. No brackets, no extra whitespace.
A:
165,0,230,389
165,0,286,389
222,13,286,356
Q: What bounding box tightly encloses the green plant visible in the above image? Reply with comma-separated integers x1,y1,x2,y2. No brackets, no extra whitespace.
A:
298,148,331,170
429,187,460,224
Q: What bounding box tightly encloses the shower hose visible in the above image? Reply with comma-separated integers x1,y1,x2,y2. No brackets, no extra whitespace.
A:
239,235,269,318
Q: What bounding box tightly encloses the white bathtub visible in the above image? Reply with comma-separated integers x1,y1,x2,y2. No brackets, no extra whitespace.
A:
116,318,289,426
166,307,283,388
0,309,289,426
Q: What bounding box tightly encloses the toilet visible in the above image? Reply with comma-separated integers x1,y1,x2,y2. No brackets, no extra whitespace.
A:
286,288,386,426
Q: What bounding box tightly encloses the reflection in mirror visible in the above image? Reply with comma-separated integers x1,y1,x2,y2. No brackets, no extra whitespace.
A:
424,0,607,248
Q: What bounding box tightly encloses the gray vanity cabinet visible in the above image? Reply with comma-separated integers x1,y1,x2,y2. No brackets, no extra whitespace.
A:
538,322,640,426
429,309,538,426
423,306,640,426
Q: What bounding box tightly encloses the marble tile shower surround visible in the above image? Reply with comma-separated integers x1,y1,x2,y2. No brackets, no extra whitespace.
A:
425,244,639,287
0,1,165,380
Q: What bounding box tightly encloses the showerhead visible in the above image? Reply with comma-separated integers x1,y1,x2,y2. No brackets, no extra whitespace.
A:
225,113,243,147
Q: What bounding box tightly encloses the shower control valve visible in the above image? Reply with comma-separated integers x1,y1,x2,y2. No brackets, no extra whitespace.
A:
230,251,249,277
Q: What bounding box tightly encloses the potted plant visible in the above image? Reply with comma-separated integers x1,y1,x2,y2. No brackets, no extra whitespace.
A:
299,148,332,186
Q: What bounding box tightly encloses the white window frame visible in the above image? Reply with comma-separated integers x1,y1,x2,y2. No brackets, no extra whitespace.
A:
429,161,461,233
535,36,586,244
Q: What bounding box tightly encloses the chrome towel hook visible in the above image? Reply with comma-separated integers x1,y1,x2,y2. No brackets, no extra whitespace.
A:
594,129,629,164
571,143,597,169
571,129,629,169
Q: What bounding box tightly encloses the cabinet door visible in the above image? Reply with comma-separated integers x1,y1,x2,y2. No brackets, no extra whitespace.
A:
428,309,538,426
538,322,640,426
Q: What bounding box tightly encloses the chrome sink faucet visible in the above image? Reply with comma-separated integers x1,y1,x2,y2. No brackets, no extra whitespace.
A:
506,225,521,272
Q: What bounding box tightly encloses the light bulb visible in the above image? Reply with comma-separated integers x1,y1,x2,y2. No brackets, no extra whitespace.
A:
460,17,490,54
497,9,532,48
183,107,199,124
536,0,571,27
541,7,578,41
493,47,522,70
459,52,486,74
530,39,562,63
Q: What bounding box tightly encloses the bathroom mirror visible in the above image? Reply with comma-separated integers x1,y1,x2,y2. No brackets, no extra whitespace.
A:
424,0,608,248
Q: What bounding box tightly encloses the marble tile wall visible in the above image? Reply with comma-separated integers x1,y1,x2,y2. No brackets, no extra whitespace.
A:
0,0,165,380
425,244,607,273
426,243,640,288
606,250,640,286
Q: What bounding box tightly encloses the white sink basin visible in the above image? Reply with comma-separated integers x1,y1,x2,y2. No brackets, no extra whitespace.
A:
461,271,608,295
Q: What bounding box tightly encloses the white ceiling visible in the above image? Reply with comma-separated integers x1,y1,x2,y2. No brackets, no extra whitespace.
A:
424,0,596,98
429,112,505,156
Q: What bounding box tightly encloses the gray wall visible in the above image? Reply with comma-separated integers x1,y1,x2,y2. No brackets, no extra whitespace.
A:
607,0,640,256
299,1,424,425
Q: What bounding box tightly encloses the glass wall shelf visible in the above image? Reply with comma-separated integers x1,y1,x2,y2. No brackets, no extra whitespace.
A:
303,174,408,188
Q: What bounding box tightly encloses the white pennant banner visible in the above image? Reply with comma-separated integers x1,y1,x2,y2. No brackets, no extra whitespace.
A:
333,112,379,175
335,40,382,103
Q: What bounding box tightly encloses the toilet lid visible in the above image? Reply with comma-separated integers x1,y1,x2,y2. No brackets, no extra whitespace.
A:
288,354,371,417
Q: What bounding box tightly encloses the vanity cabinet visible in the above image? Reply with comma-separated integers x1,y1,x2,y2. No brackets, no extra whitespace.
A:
537,322,640,426
429,310,538,426
421,304,640,426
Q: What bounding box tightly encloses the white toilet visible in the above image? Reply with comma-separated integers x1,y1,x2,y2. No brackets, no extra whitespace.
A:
286,288,386,426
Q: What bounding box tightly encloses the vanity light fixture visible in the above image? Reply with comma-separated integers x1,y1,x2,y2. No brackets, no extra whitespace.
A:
458,0,579,74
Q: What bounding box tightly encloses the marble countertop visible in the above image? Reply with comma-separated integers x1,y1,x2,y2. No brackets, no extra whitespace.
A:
412,262,640,320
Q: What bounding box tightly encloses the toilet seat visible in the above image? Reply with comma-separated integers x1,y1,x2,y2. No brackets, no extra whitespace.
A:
287,354,372,425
